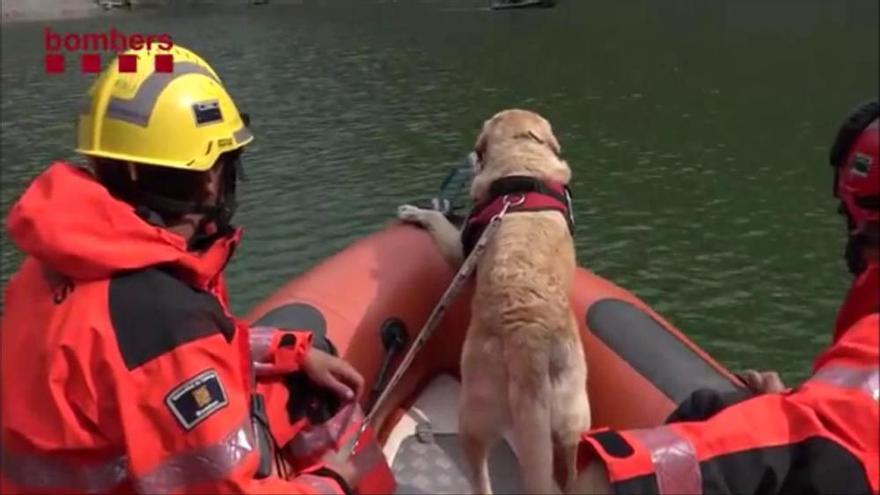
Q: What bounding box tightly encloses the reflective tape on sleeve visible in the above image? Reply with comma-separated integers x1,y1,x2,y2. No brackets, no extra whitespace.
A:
629,425,702,495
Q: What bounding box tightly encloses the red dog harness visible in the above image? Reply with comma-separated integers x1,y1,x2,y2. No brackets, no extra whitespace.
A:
460,176,575,257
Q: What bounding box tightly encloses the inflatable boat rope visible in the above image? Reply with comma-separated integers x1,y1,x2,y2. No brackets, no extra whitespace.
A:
341,193,527,458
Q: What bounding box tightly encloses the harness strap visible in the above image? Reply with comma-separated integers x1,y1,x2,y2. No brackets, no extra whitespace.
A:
461,176,575,257
489,175,568,203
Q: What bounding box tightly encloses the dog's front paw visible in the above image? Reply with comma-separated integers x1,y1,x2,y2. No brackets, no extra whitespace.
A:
398,204,429,225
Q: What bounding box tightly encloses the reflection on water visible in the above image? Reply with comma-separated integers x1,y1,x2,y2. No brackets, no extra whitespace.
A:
1,0,877,383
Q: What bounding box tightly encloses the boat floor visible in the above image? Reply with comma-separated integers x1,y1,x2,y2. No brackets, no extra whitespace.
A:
383,374,524,494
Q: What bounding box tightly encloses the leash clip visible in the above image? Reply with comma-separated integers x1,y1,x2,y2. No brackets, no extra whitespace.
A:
504,193,527,208
492,193,526,221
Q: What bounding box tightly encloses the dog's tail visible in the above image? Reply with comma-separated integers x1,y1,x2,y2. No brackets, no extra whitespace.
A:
506,343,561,495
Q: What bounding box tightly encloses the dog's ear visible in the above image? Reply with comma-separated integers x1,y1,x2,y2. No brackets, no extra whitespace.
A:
527,128,561,156
474,127,489,163
468,150,483,175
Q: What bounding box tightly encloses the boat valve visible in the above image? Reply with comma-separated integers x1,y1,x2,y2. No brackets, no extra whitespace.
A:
367,318,409,413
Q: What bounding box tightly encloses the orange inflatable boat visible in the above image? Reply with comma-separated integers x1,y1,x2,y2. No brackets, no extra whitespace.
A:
245,218,747,493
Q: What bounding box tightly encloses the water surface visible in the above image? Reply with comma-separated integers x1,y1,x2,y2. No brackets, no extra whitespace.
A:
2,0,878,383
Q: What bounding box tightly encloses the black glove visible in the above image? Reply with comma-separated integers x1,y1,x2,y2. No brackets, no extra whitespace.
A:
665,387,755,423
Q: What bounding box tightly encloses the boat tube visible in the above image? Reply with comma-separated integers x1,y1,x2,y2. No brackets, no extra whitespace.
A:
246,216,745,493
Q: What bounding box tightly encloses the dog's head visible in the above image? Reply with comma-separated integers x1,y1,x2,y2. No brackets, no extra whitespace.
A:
470,109,570,202
474,109,561,163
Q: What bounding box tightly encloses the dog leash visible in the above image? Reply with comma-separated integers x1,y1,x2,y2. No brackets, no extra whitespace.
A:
338,193,526,459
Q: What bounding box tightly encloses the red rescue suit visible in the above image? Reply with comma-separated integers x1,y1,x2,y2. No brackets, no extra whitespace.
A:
578,261,880,494
0,162,352,494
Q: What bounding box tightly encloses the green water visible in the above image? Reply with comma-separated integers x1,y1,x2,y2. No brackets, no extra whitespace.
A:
2,0,877,384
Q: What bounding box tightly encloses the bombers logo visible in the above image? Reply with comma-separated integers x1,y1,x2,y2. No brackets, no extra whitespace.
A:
44,27,174,74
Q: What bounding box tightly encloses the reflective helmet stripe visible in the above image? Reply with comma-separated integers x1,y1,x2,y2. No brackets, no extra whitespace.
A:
105,62,219,127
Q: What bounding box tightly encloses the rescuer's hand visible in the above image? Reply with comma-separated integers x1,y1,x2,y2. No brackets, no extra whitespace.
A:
302,349,365,402
739,370,788,394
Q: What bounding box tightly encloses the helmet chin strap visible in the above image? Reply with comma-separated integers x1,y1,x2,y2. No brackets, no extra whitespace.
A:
132,192,234,249
131,155,242,251
187,158,240,251
187,204,235,251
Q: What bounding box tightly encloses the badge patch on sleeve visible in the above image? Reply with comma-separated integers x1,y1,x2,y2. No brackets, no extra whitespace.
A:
165,369,228,431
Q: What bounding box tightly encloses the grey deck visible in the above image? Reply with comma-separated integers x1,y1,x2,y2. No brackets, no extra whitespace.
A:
391,431,523,495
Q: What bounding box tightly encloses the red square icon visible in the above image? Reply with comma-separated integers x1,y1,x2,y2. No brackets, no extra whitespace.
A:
118,54,138,73
154,54,174,73
81,53,101,73
45,54,65,74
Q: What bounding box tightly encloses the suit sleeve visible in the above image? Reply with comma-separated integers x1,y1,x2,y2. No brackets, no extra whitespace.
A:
578,317,879,494
107,270,348,494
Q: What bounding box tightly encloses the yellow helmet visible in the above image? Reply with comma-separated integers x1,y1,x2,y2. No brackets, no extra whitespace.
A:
76,45,253,171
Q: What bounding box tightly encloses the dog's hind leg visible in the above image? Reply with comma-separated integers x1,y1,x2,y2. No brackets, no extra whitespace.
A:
460,423,494,495
460,336,509,495
551,331,591,492
507,345,562,495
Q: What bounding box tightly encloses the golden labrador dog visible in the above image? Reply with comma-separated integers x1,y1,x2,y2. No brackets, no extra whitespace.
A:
398,109,590,494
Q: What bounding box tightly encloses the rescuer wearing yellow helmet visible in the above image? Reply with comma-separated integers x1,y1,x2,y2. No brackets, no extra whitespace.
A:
1,46,364,494
77,45,254,246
